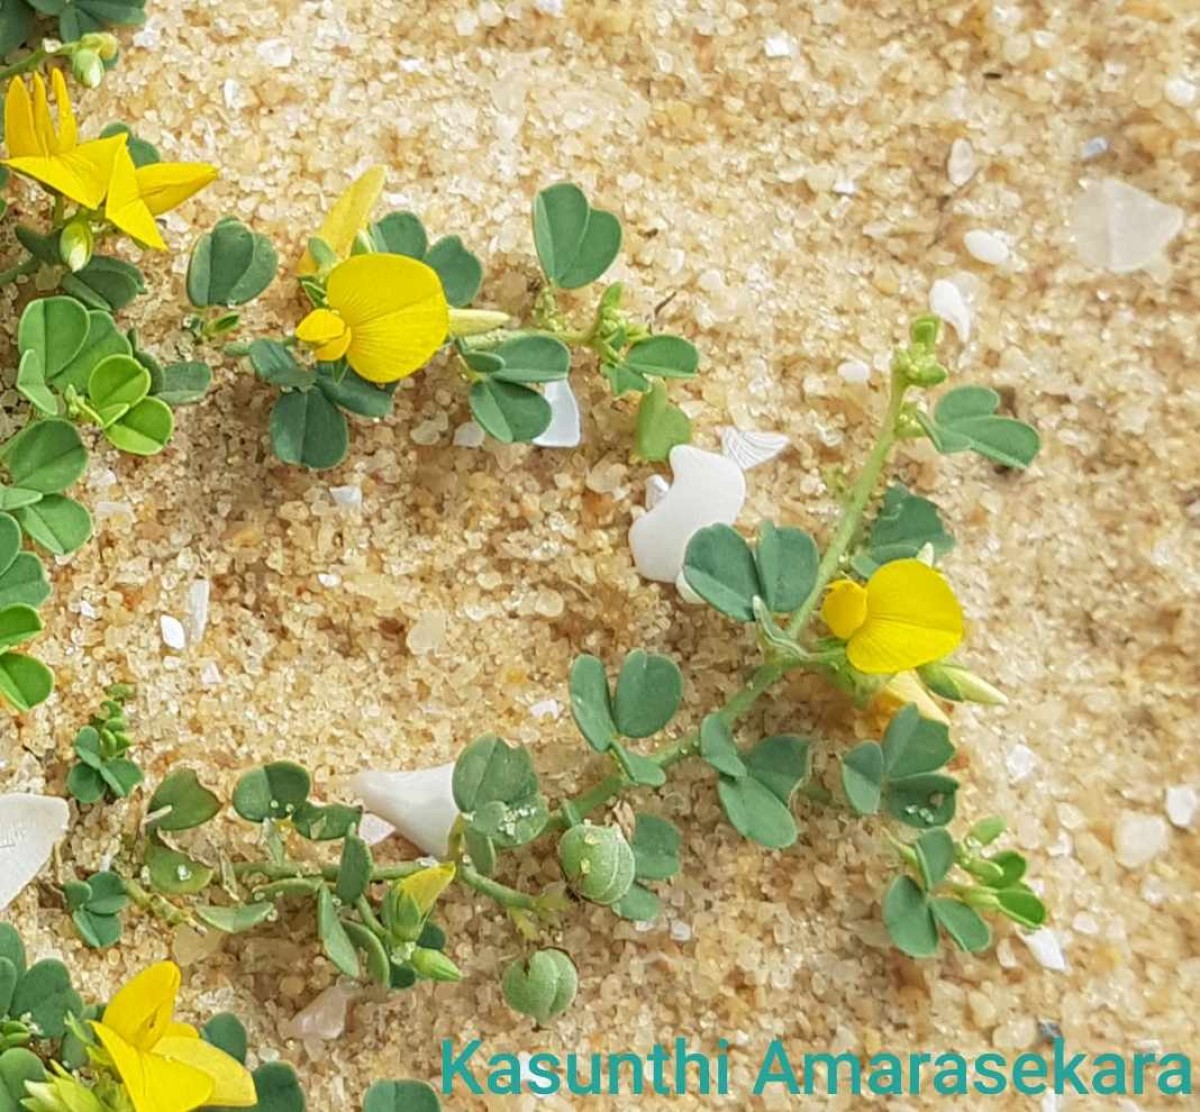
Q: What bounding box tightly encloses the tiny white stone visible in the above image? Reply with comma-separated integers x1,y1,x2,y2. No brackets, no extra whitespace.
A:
670,920,693,942
764,33,794,58
357,813,395,846
718,427,789,471
628,446,746,583
837,359,871,385
1071,911,1099,935
160,615,186,652
351,765,458,856
964,229,1010,266
79,600,98,619
453,421,486,448
200,661,222,687
1165,786,1197,829
644,474,671,510
929,278,972,342
1004,743,1036,783
1080,136,1109,161
947,138,977,187
534,0,565,14
1071,178,1184,274
1164,75,1197,108
533,380,582,449
1113,812,1169,869
1020,928,1068,972
0,795,70,910
186,579,210,646
317,572,341,589
406,611,447,656
329,485,362,510
530,698,561,720
256,38,293,67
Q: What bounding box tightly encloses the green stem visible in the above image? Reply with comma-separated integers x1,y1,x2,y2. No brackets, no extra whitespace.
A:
0,50,49,84
458,864,537,910
0,257,40,288
231,861,423,883
120,875,193,928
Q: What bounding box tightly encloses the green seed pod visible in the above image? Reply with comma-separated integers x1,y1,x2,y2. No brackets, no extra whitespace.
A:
59,221,94,274
70,49,104,89
558,822,635,906
502,949,578,1025
918,662,1007,706
409,946,461,983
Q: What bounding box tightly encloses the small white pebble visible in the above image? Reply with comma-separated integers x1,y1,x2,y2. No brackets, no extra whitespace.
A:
453,421,486,448
256,39,293,67
200,661,222,687
1080,136,1109,161
317,572,341,589
329,485,362,510
406,611,447,656
929,279,971,342
186,579,210,646
645,474,670,511
530,699,561,720
533,0,564,14
1164,75,1197,108
1071,912,1099,935
964,229,1010,266
78,600,98,620
837,359,871,385
1004,743,1035,783
1165,785,1197,829
947,138,976,187
669,920,693,943
160,615,186,652
1021,929,1067,972
1113,812,1169,869
763,33,794,58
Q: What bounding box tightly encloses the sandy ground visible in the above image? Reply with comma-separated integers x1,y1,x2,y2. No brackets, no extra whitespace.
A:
1,0,1198,1108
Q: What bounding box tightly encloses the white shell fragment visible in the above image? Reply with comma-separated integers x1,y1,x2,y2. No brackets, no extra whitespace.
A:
964,229,1010,267
929,279,972,342
718,427,789,471
1020,929,1067,973
350,764,458,857
160,615,186,652
533,380,582,449
0,794,70,911
629,445,746,583
644,474,670,511
1071,178,1184,274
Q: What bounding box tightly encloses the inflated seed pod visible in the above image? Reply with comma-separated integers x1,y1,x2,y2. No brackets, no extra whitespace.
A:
502,949,578,1024
558,822,635,906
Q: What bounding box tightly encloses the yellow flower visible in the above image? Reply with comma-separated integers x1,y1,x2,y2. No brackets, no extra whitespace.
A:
876,670,950,726
91,962,256,1112
295,254,449,383
822,558,963,675
105,143,218,250
297,164,386,275
3,71,124,209
398,862,456,915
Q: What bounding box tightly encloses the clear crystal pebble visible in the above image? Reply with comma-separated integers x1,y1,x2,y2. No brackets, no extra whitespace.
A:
533,380,582,448
1071,178,1184,274
1165,785,1197,829
0,795,70,910
281,983,355,1044
764,33,794,58
1164,75,1196,108
351,764,458,856
947,138,976,187
329,485,362,510
406,611,447,656
718,427,789,471
256,39,293,67
160,615,186,651
964,229,1010,266
1113,812,1169,869
629,446,746,582
453,421,486,448
929,279,972,342
1005,743,1035,783
187,579,210,645
837,359,870,385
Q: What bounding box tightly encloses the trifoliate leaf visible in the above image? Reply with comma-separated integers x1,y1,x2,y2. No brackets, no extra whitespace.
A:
612,650,682,739
188,217,279,308
918,385,1040,469
468,379,551,443
270,389,349,470
532,182,622,289
882,875,939,959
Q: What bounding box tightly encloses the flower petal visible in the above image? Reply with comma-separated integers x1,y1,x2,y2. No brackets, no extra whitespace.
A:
325,254,448,383
878,671,950,726
106,142,167,249
100,960,182,1050
848,559,964,674
298,164,386,275
4,78,42,158
31,74,57,154
156,1036,258,1107
50,69,77,151
92,1023,214,1112
134,161,218,216
822,579,868,640
296,308,347,348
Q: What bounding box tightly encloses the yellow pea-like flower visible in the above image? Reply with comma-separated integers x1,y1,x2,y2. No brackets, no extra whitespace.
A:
398,862,457,916
91,961,256,1112
105,143,218,250
822,559,964,675
296,254,449,383
298,164,386,275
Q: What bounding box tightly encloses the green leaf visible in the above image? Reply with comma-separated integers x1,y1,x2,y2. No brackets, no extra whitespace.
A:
315,364,394,418
614,882,660,922
881,705,955,779
634,381,691,462
743,734,810,803
623,335,699,380
884,772,959,829
919,386,1041,469
532,182,622,289
246,1062,306,1112
682,524,759,621
88,354,151,422
80,872,128,916
145,839,214,896
0,925,25,974
426,235,483,307
105,396,175,456
0,3,33,55
717,775,796,850
0,652,53,711
612,743,666,788
851,483,954,576
603,361,651,396
17,298,88,383
931,898,991,952
3,419,87,494
71,907,122,949
840,742,883,816
753,523,818,613
995,886,1046,929
188,217,279,307
0,515,20,576
11,960,82,1039
56,0,147,39
16,352,56,417
53,310,133,393
913,828,955,889
342,920,391,986
0,605,40,651
568,654,616,752
13,495,92,555
147,769,221,831
316,887,359,977
67,764,104,805
249,340,313,388
334,834,372,905
630,814,681,881
453,736,547,846
98,757,142,798
0,959,17,1018
883,875,939,958
201,1013,248,1064
194,903,275,934
699,714,745,779
463,826,496,877
369,212,427,258
612,650,682,739
270,389,349,470
489,336,571,385
0,552,48,611
468,379,551,443
291,802,362,841
363,1080,441,1112
0,489,42,512
151,362,212,406
232,761,312,822
0,1048,45,1107
61,255,146,311
988,850,1027,888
